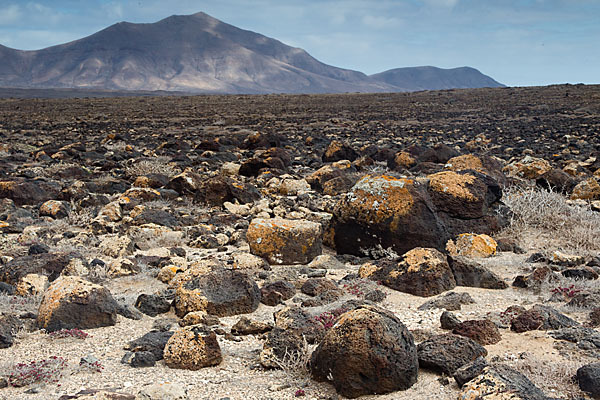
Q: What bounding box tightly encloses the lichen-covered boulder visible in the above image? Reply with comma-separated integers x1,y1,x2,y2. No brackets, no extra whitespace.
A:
503,156,552,180
447,233,497,258
311,305,418,398
173,269,260,317
459,364,548,400
328,175,448,257
322,140,358,162
37,276,119,332
0,179,61,206
370,248,456,297
163,326,222,370
427,171,493,219
444,154,507,187
306,160,357,192
39,200,70,219
246,218,322,265
570,177,600,200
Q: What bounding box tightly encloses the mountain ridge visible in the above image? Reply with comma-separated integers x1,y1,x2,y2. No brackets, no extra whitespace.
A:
0,12,504,94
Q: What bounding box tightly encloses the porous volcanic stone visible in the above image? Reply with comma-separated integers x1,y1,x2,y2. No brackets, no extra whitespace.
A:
246,218,322,265
458,364,548,400
163,326,222,370
375,247,456,297
260,280,296,306
417,333,487,375
448,256,508,289
452,319,502,345
173,269,260,317
311,305,418,398
37,276,119,332
577,362,600,397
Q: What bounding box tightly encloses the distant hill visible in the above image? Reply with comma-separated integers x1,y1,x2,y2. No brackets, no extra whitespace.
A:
0,12,503,94
370,66,504,91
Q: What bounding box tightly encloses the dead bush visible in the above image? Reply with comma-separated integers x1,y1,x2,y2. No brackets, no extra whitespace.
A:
501,185,600,254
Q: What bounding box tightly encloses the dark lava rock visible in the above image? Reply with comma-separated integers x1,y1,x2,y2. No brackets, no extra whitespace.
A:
259,327,305,369
37,276,119,332
536,168,578,193
452,356,488,387
567,292,600,309
512,266,560,289
0,179,61,206
260,280,296,306
28,243,50,255
322,140,358,162
301,278,341,297
124,330,174,362
419,291,475,311
174,269,260,317
460,364,548,400
577,362,600,397
561,267,599,280
135,293,172,317
57,389,135,400
311,305,418,398
0,282,15,295
495,237,526,254
448,256,508,289
194,176,260,205
273,306,323,343
0,314,23,348
231,316,272,335
132,208,179,228
374,248,456,297
452,319,502,345
0,252,75,285
511,305,579,333
440,311,462,330
417,333,488,375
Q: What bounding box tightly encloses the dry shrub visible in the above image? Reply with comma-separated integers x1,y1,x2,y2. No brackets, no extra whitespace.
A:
501,185,600,254
504,353,587,399
273,335,313,387
126,158,180,178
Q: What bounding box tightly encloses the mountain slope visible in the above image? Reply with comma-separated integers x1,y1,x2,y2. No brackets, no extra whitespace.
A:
0,13,504,94
369,66,504,91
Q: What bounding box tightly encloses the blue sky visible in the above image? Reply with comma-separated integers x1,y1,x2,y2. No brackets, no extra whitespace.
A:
0,0,598,86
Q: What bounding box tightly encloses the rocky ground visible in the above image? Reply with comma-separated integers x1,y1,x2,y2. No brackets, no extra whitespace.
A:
1,84,600,400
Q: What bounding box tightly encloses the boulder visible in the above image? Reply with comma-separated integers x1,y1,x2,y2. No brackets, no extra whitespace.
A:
503,156,552,180
452,319,502,345
0,252,74,287
373,248,456,297
0,179,61,206
259,327,306,369
577,362,600,397
458,364,548,400
123,330,174,367
246,218,322,265
231,316,272,336
0,314,23,349
570,177,600,200
418,291,475,311
417,333,487,375
260,280,296,306
453,356,488,387
173,269,260,317
510,304,579,333
448,256,508,289
444,154,507,187
322,140,358,162
135,294,172,317
446,233,497,258
163,326,222,370
306,160,356,192
329,175,448,256
39,200,70,219
310,305,418,398
37,276,119,332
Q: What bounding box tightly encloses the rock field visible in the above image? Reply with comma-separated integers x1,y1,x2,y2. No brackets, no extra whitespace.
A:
1,84,600,399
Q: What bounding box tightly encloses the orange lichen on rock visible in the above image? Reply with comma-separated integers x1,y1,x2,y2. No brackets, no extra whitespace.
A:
394,151,417,169
446,233,497,258
345,175,415,228
445,154,484,172
428,171,478,202
570,177,600,200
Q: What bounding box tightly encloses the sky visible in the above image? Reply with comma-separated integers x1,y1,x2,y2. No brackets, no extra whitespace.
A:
0,0,598,87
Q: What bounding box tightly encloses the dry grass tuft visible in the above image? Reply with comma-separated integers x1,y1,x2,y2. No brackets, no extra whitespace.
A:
126,158,180,178
273,335,313,388
501,185,600,254
504,353,587,399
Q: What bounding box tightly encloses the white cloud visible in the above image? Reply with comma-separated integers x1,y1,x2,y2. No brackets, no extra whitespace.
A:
102,2,124,19
421,0,459,9
362,15,402,29
0,4,22,24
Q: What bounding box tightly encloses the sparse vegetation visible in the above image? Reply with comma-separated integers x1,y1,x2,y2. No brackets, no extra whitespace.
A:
501,185,600,253
273,335,313,388
126,158,180,178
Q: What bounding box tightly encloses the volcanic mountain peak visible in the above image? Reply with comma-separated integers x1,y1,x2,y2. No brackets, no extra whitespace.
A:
0,12,503,94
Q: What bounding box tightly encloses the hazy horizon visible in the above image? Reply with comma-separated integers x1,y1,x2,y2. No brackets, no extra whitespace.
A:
0,0,598,87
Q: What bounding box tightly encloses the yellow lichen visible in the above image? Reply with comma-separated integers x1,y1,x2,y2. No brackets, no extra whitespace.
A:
445,154,484,172
428,171,478,201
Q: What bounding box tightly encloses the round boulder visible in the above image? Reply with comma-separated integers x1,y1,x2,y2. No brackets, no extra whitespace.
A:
163,326,222,370
310,305,418,398
246,218,322,265
173,269,260,317
376,247,456,297
446,233,497,258
37,276,119,332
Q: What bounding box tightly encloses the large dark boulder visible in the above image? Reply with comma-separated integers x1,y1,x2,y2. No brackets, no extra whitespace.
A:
417,333,487,375
37,276,119,332
460,364,549,400
577,362,600,397
311,305,418,398
173,269,260,317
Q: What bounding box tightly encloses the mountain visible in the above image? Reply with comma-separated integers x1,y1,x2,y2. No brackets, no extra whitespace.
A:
370,66,504,91
0,12,503,94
